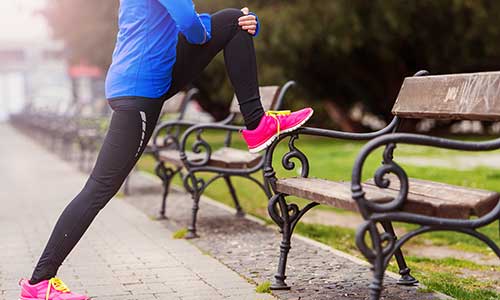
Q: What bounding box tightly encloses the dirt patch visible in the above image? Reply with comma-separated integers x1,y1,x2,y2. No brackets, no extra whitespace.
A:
460,269,500,293
301,210,364,229
407,245,500,267
399,153,500,170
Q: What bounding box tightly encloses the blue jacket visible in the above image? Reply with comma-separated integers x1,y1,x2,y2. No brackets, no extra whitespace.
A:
105,0,259,100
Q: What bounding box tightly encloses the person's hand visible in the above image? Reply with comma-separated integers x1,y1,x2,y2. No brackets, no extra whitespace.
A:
239,7,258,35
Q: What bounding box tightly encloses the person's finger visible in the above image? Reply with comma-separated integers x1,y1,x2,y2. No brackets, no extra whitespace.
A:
239,20,257,26
241,7,249,15
238,17,257,24
239,15,255,20
248,30,256,35
238,15,256,23
242,26,257,32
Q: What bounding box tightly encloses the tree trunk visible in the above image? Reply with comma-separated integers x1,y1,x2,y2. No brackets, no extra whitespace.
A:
324,100,362,132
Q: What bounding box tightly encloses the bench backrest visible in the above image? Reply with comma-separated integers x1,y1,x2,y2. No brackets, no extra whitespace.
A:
229,86,281,114
162,92,187,115
392,71,500,121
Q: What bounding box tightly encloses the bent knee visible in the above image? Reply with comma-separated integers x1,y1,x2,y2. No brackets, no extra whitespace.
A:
215,8,244,23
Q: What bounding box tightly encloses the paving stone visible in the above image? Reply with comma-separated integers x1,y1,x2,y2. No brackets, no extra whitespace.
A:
0,124,275,300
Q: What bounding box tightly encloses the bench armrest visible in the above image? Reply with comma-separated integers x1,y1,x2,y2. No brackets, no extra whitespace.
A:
350,132,500,216
151,113,236,154
179,124,262,175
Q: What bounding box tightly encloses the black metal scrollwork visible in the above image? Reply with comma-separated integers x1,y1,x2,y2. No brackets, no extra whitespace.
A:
282,134,310,178
182,172,205,194
161,133,179,150
155,162,176,181
355,221,396,263
182,129,212,167
355,156,409,214
268,194,319,234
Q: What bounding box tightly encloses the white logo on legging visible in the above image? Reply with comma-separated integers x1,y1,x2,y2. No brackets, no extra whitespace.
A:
135,111,147,157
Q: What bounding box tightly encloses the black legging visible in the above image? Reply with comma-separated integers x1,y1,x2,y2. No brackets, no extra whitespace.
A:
30,8,264,283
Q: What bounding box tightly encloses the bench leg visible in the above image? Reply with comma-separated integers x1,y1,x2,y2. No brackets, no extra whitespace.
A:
223,175,245,217
367,222,386,300
268,194,318,290
186,190,201,239
381,221,418,286
183,172,204,239
154,162,179,220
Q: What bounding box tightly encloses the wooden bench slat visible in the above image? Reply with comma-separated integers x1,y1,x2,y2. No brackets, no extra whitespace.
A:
210,147,262,168
159,147,262,169
393,72,500,121
158,150,204,167
275,177,392,212
365,175,499,217
276,177,499,219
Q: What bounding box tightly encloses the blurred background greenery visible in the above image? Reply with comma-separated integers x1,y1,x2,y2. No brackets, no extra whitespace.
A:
44,0,500,130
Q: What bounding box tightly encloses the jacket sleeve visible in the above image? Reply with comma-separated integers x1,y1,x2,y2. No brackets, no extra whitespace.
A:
158,0,211,45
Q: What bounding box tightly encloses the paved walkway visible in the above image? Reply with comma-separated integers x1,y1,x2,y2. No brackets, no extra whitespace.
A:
0,124,274,300
124,171,446,299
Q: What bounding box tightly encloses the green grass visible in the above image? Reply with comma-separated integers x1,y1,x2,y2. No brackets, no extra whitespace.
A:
137,132,500,300
387,257,500,300
295,223,358,254
418,272,499,300
398,222,500,255
172,228,188,239
255,281,272,294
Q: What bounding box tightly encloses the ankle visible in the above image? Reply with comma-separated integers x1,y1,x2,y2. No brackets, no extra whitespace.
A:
244,111,265,130
28,279,41,285
29,276,50,285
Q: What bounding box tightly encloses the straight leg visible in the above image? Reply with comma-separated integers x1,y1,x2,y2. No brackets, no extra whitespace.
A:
30,98,163,284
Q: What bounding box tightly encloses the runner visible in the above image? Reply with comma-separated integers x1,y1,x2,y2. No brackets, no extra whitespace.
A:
19,1,313,299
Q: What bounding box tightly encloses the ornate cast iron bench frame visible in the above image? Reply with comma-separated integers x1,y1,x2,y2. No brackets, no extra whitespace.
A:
263,70,500,300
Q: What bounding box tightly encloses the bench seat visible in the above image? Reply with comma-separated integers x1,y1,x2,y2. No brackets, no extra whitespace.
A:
159,147,262,169
275,176,499,219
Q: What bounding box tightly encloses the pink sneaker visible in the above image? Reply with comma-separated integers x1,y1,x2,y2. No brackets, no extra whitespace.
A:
242,108,314,153
19,278,89,300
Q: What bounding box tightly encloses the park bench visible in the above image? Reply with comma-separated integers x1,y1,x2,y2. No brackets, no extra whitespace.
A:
263,71,500,300
11,101,81,159
152,81,295,238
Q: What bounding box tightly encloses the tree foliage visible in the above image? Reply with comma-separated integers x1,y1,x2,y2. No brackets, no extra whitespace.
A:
44,0,118,68
45,0,500,127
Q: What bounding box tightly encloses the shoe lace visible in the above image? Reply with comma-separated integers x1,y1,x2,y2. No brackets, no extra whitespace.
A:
265,110,291,135
46,278,71,300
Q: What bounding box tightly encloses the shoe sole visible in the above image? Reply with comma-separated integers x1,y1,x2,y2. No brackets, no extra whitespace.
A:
248,110,314,154
20,297,90,300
